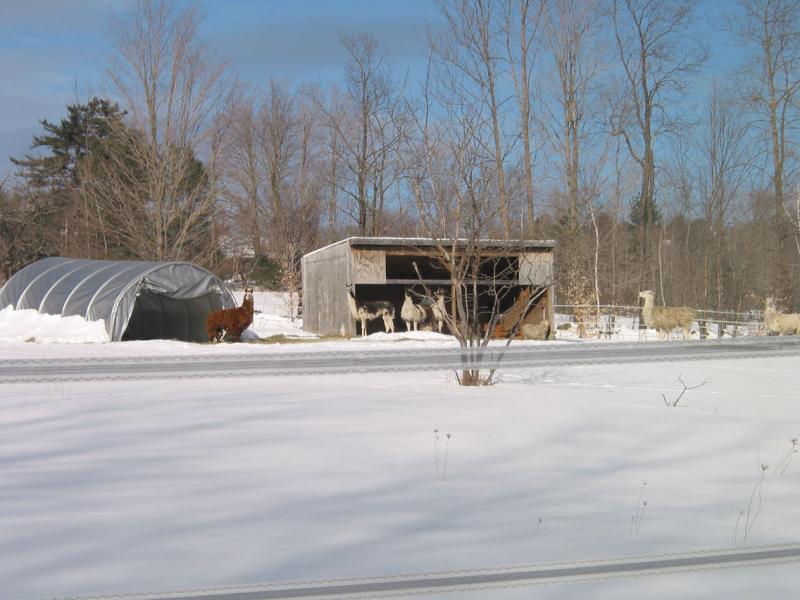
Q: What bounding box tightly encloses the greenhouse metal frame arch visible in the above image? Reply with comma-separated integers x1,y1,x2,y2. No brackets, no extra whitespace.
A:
0,257,236,341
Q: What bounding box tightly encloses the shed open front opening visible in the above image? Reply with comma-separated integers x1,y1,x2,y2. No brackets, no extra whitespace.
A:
352,282,549,337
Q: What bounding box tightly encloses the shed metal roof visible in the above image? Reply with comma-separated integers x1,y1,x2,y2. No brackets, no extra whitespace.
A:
304,236,555,259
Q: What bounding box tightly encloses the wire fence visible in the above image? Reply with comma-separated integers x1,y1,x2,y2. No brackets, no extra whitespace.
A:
554,304,768,340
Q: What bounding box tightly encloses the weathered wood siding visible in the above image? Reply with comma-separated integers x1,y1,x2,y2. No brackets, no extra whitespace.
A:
303,238,555,338
302,241,354,336
519,251,553,286
351,249,386,284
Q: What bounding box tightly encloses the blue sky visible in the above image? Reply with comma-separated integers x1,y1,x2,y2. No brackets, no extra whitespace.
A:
0,0,743,180
0,0,441,179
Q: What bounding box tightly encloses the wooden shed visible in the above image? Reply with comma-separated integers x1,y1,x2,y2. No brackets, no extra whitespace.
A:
301,237,555,337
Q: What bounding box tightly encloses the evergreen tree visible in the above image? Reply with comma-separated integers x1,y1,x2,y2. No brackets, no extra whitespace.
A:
12,98,124,188
629,193,661,228
9,98,125,258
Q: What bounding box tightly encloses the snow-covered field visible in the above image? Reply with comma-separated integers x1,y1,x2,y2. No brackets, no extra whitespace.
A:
2,357,799,599
1,292,798,599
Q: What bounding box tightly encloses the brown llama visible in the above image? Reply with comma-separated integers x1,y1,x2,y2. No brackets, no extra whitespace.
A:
206,287,254,342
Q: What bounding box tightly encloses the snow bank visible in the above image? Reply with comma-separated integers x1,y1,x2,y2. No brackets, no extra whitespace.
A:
242,312,318,340
348,330,456,343
0,306,109,343
0,291,314,346
233,290,317,340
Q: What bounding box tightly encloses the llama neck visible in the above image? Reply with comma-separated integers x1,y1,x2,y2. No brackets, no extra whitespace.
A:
641,296,654,325
346,290,359,319
243,296,254,316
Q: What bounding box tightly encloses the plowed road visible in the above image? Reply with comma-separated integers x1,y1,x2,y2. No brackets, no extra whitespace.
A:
2,336,799,383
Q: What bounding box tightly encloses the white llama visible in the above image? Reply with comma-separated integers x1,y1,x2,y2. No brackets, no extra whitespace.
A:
764,297,800,335
638,290,694,340
431,289,447,333
401,289,427,331
345,284,395,337
521,304,550,340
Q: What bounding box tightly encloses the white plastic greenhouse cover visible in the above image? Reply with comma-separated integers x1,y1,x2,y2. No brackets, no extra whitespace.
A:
0,257,237,341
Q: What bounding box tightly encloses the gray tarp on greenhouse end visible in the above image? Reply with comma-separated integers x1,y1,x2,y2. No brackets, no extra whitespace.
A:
0,257,236,341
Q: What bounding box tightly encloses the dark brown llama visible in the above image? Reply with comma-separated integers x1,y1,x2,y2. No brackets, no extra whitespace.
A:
206,287,254,342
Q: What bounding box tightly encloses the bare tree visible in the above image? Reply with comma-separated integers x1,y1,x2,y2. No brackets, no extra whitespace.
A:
221,91,267,261
503,0,546,235
789,187,800,260
300,82,349,242
698,85,752,310
547,0,600,240
542,0,605,332
81,0,231,264
319,84,346,240
0,183,54,281
261,80,295,253
610,0,707,290
326,32,405,236
286,94,324,309
401,50,461,238
729,0,800,305
546,0,596,236
435,0,514,238
259,80,322,305
400,59,551,385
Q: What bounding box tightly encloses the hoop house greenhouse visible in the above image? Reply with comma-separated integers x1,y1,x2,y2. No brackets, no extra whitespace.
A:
0,257,236,342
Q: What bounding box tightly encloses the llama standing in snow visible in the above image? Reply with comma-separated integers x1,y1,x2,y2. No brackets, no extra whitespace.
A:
206,287,254,342
521,304,550,340
345,284,395,337
401,289,427,331
431,288,447,333
638,290,694,340
763,297,800,335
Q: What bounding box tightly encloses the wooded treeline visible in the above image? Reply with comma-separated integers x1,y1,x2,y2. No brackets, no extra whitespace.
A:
2,0,799,311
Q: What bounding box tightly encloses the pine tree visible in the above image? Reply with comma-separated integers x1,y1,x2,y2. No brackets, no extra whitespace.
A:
12,98,124,188
10,98,126,258
629,193,661,228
